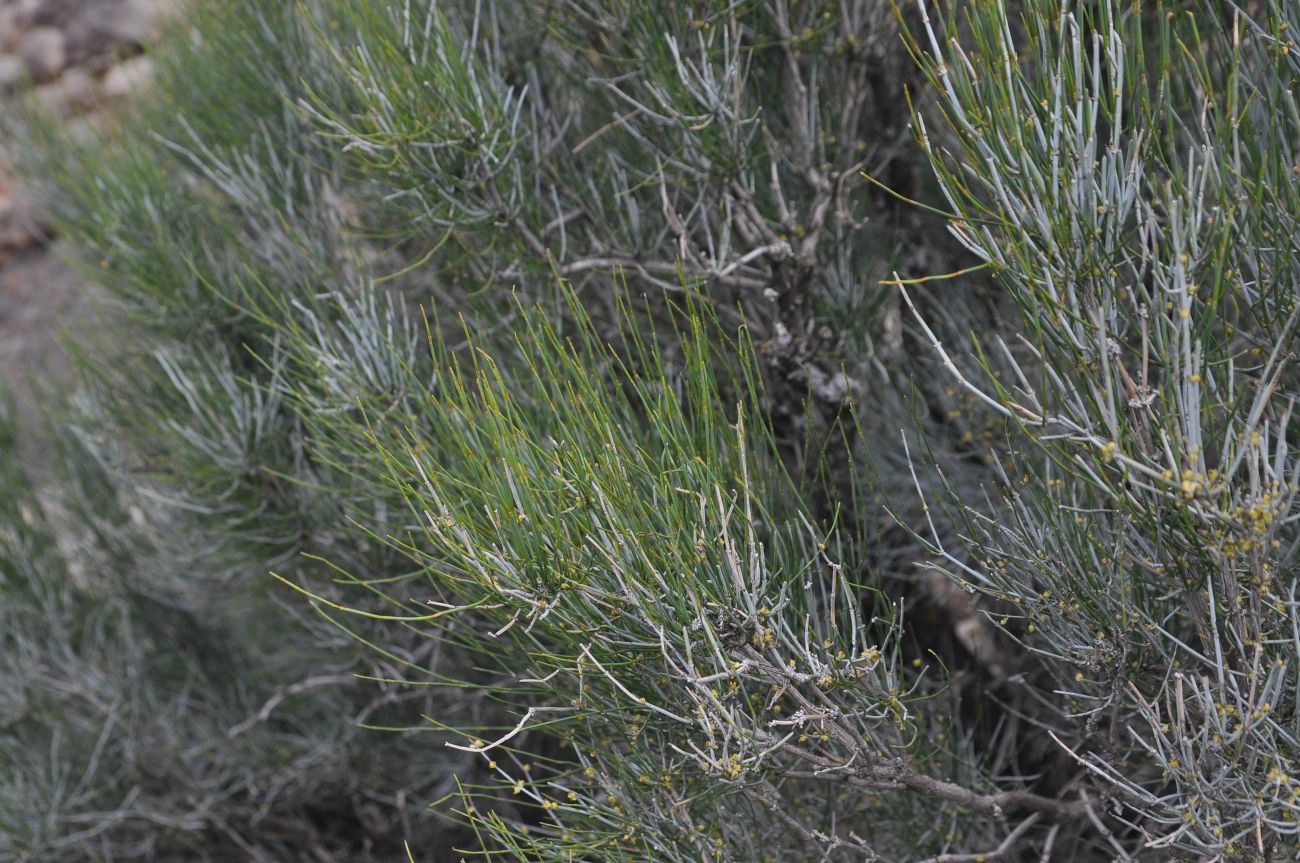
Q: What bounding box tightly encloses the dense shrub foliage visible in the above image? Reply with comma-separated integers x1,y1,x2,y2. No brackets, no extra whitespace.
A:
5,0,1300,861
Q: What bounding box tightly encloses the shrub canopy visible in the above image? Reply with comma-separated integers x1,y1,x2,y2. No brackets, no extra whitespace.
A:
5,0,1300,861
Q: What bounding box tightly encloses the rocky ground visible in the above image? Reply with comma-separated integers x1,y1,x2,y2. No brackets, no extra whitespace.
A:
0,0,174,465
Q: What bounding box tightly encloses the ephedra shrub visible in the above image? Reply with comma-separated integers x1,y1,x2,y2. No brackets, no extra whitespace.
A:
7,0,1300,860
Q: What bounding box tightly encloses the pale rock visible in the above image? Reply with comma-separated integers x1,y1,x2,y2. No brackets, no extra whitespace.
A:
33,64,93,112
20,24,64,81
101,52,151,98
0,193,40,253
0,7,19,52
0,52,23,90
22,0,82,27
64,0,158,63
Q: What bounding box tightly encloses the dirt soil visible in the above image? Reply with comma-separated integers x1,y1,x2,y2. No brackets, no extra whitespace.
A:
0,0,175,467
0,242,80,462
